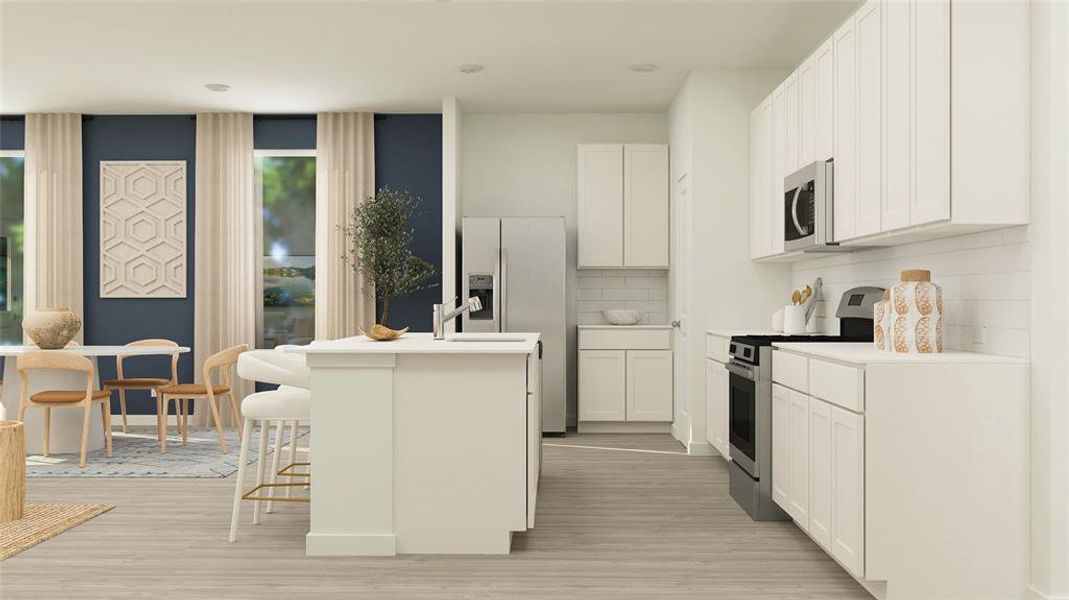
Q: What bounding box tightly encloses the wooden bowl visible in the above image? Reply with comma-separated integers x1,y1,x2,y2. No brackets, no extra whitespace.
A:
360,324,409,341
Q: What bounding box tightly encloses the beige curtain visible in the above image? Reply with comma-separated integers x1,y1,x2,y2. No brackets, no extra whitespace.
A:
315,112,376,339
24,113,84,342
194,113,255,426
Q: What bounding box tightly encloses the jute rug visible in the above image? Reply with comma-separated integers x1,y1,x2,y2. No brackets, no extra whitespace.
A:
0,504,114,560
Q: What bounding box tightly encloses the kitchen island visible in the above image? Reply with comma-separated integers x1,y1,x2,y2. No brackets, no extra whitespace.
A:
288,332,542,556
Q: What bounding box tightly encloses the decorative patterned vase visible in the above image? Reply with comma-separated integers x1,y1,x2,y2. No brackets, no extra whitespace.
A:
873,290,891,351
23,307,82,349
890,270,943,354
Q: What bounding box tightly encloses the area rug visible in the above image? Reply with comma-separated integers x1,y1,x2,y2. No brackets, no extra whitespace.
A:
25,427,307,478
0,504,114,560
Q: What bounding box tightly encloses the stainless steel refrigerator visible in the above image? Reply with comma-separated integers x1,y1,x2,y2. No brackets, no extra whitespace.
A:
462,217,566,433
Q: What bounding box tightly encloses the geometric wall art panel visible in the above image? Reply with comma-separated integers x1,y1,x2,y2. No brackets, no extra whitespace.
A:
99,161,187,298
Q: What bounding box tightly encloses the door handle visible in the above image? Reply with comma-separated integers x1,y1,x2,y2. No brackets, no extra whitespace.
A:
500,247,508,332
791,185,808,236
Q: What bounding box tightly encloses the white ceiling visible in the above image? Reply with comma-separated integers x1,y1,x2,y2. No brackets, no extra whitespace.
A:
0,0,858,114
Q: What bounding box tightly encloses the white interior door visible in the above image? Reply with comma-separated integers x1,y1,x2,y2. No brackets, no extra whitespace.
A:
671,174,690,441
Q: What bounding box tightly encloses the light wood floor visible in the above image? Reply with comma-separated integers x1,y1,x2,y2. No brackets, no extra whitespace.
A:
1,433,870,599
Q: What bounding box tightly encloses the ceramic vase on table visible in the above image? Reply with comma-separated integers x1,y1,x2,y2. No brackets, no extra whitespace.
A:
890,270,943,353
22,307,82,349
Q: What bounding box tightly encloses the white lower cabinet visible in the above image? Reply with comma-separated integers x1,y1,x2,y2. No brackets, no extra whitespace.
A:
626,350,673,422
787,389,809,525
578,328,673,427
807,398,834,551
772,347,1029,598
773,373,865,578
578,350,626,421
771,384,791,509
830,405,865,578
704,357,729,459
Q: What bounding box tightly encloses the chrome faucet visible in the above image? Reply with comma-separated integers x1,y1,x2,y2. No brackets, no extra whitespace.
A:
432,296,483,340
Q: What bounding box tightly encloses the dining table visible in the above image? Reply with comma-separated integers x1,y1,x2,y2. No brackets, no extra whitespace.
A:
0,345,190,454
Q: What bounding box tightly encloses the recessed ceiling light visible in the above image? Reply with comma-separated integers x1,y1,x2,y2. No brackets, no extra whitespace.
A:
458,64,485,74
629,63,658,73
204,83,231,92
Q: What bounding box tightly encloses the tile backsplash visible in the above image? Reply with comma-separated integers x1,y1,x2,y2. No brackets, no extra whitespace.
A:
576,269,668,325
790,226,1030,358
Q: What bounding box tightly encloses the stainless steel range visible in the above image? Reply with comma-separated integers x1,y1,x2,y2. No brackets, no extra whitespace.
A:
727,287,884,521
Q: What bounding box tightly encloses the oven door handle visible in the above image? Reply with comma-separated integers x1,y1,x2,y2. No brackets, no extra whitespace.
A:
726,362,757,381
790,185,808,237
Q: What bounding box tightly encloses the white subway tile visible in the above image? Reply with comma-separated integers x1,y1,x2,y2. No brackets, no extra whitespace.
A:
577,288,604,301
604,288,649,301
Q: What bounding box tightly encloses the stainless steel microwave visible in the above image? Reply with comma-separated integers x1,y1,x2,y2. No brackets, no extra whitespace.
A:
783,159,846,253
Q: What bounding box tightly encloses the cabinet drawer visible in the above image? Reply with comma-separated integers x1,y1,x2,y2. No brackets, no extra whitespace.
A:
579,329,671,350
772,350,808,393
706,333,729,362
808,359,864,412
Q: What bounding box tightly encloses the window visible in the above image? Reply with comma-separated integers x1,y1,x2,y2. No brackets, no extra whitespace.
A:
0,151,24,345
255,151,315,348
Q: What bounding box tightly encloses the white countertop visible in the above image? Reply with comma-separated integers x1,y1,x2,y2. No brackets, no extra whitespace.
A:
287,332,541,355
706,329,825,338
773,342,1028,366
579,325,673,330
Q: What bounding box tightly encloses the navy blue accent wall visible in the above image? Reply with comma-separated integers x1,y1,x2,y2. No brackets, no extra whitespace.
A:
83,115,197,415
254,115,316,150
0,117,25,150
373,114,442,332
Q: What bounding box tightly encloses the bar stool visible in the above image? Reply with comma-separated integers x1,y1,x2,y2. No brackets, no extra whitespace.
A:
228,386,309,542
229,348,311,542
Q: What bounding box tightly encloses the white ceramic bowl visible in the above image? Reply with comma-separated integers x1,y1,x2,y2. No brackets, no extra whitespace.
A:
602,309,641,326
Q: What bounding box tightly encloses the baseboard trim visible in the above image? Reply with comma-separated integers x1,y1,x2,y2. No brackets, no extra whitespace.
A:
577,422,672,434
1028,584,1069,600
305,533,396,557
686,440,717,456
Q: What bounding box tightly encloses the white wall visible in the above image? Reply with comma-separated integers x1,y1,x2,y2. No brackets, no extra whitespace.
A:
461,112,668,426
1029,1,1069,597
791,226,1031,358
669,70,791,452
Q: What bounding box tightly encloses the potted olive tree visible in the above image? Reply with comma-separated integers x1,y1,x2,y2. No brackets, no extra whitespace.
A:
341,187,436,340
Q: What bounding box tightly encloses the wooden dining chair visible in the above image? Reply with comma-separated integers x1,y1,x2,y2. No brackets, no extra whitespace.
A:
16,351,113,468
158,344,248,454
102,339,180,435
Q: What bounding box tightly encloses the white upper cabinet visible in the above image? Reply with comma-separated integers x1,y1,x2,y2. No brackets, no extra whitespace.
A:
881,0,911,232
771,84,788,255
800,38,835,166
578,144,624,267
833,15,858,243
623,144,670,267
751,0,1028,256
578,143,669,268
750,99,774,259
854,0,882,239
784,73,801,175
911,0,950,227
814,40,835,162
